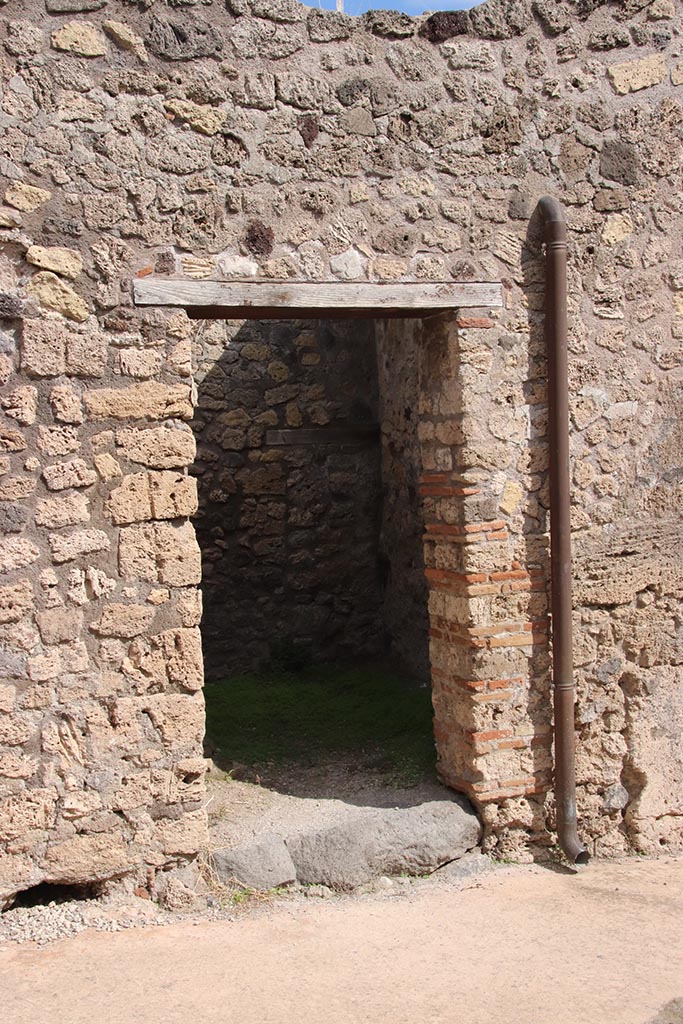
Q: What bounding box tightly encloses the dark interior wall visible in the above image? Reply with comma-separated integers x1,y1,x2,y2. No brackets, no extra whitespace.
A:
192,318,387,678
376,319,429,680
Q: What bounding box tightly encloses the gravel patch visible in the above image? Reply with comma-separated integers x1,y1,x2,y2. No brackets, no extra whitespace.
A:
0,852,497,949
0,895,163,948
0,766,493,949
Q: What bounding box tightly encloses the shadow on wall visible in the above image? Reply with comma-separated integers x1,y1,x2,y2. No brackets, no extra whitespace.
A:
189,316,430,682
517,214,555,852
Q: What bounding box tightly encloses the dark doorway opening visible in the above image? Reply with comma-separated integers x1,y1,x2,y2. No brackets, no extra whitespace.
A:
190,315,435,796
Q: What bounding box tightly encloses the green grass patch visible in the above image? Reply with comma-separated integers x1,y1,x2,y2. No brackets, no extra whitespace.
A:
204,664,435,788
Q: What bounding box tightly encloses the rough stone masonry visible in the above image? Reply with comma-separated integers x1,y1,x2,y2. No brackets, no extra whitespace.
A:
0,0,682,905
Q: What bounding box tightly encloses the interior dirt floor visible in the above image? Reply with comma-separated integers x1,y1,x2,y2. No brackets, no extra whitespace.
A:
2,858,681,1024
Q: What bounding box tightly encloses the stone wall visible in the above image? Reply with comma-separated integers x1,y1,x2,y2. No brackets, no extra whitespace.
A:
1,0,683,903
192,316,387,677
376,318,430,679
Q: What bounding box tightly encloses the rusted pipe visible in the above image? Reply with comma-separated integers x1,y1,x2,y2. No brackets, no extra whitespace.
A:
537,197,590,866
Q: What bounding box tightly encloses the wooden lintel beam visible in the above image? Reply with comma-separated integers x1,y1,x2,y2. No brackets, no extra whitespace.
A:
133,279,504,316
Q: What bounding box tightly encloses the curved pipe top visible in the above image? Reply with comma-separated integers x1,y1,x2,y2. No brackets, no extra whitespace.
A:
538,195,566,226
539,196,569,252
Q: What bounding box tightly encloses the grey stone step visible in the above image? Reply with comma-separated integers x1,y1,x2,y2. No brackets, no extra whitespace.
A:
211,797,481,892
212,834,297,891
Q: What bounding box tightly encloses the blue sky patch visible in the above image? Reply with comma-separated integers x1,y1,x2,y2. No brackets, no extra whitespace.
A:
302,0,479,15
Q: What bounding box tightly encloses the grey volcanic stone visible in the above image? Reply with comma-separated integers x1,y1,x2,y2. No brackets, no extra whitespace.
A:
588,26,631,50
420,10,470,43
469,0,533,39
250,0,305,24
146,16,223,62
576,0,606,16
307,8,352,43
602,783,629,811
600,140,641,186
363,11,414,39
286,799,481,890
0,505,27,534
433,851,494,881
532,0,571,36
594,188,628,212
212,834,297,891
0,293,24,319
336,77,371,108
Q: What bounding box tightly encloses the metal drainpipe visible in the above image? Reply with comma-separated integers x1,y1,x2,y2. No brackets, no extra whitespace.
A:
537,196,590,865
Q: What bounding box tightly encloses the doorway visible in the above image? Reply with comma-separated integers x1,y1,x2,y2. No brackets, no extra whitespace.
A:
190,313,434,795
131,278,508,817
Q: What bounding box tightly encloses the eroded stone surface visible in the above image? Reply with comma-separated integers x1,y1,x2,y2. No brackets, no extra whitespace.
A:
0,539,40,574
107,472,197,524
212,834,297,891
84,384,193,421
26,273,89,322
115,427,196,469
26,246,83,281
50,21,107,57
103,19,148,63
608,54,667,94
4,182,51,213
35,494,90,529
49,529,110,563
286,799,481,890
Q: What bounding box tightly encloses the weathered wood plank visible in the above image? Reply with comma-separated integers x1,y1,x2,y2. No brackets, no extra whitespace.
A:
133,279,504,314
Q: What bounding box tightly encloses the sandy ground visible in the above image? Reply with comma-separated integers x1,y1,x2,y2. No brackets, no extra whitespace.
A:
2,857,681,1024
